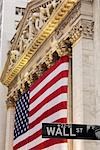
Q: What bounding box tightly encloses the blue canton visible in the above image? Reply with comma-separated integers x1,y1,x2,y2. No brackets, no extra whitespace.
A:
14,91,29,140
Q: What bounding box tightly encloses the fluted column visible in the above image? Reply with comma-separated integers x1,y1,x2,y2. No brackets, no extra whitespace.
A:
71,1,96,149
93,0,100,149
5,99,15,150
94,0,100,120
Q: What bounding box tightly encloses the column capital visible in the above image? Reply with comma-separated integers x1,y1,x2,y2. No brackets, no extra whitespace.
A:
69,19,94,44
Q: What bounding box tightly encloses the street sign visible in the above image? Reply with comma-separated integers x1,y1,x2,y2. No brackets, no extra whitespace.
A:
42,123,100,140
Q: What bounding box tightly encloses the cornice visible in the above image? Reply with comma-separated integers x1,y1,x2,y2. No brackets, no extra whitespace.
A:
55,1,81,40
7,38,72,100
0,0,78,86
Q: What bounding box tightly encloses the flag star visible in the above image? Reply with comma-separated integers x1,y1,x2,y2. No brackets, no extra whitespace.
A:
14,91,29,140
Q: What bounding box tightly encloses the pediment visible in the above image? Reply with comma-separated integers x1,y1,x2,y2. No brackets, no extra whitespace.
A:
0,0,78,86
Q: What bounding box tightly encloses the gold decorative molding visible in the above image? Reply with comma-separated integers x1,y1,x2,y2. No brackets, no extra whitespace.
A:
55,1,81,40
7,38,72,100
1,0,78,86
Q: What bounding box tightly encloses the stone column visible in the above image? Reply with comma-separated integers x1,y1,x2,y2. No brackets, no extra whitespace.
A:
93,0,100,149
0,83,7,150
72,36,96,150
5,98,15,150
70,1,96,149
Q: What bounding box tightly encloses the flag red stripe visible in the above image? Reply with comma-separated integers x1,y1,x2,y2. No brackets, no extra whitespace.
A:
13,137,29,150
30,56,69,92
29,138,67,150
29,101,67,129
53,118,67,124
29,118,67,142
13,55,69,150
29,86,68,117
30,70,68,104
13,118,67,150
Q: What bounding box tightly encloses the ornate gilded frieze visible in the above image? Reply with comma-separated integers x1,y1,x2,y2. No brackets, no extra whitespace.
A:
6,18,94,100
55,1,81,40
7,38,72,101
9,0,62,71
0,0,78,86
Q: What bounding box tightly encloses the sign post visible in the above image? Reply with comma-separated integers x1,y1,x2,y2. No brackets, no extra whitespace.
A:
42,123,100,140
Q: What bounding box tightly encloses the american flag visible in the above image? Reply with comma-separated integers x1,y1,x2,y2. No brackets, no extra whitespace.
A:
13,55,69,150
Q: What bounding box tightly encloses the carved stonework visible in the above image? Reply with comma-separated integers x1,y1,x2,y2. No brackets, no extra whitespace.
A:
30,0,61,31
31,73,38,82
8,49,20,70
8,0,61,70
6,97,15,109
57,38,72,57
24,81,30,91
55,1,94,43
82,20,94,38
7,37,72,101
52,51,60,63
40,62,48,73
69,19,94,43
55,1,81,40
45,54,53,68
1,0,78,86
5,0,62,71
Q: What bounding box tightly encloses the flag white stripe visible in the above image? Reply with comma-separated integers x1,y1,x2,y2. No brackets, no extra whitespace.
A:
20,140,68,150
29,93,67,123
18,145,28,150
28,110,67,149
29,109,67,137
30,63,68,99
28,136,58,149
14,130,29,146
14,109,67,146
30,78,68,111
14,56,69,149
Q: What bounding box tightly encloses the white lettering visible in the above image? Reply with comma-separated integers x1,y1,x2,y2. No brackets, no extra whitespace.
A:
46,127,56,136
69,127,76,136
76,128,83,133
55,127,62,136
63,127,69,136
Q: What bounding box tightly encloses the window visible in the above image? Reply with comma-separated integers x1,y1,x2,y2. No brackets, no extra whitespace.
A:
15,7,25,16
22,8,25,16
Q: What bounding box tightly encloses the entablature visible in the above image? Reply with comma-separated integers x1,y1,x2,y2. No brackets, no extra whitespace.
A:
0,0,78,86
1,0,95,103
7,38,72,103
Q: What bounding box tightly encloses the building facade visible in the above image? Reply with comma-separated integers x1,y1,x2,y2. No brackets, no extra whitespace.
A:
0,0,28,149
0,0,100,149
